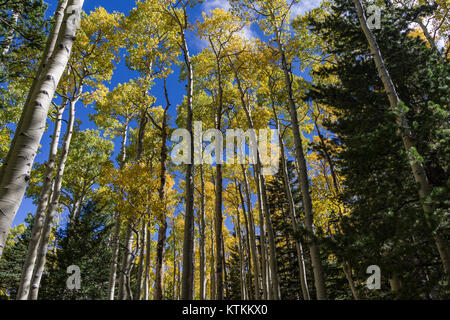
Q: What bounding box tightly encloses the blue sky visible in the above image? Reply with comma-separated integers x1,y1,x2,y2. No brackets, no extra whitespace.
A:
12,0,322,229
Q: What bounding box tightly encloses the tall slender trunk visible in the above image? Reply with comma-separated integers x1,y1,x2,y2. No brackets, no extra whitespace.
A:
314,118,359,300
154,83,169,300
221,233,228,299
29,96,78,300
1,11,19,57
209,220,215,300
154,218,167,300
343,262,359,300
271,101,310,300
135,223,146,300
275,29,327,300
16,101,66,300
258,168,280,299
253,169,268,299
172,221,177,300
180,27,195,300
0,0,68,186
0,0,83,258
107,121,129,300
354,0,450,277
177,246,181,299
230,60,280,299
237,182,253,299
240,167,260,299
281,148,311,300
107,212,121,300
215,163,224,300
118,225,134,300
199,165,207,300
212,55,225,300
144,224,152,300
235,208,246,300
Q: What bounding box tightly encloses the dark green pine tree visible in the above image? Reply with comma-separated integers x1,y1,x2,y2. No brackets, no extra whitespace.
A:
308,0,449,299
224,240,243,300
0,0,49,161
39,201,113,300
266,159,318,300
0,0,48,80
0,213,33,299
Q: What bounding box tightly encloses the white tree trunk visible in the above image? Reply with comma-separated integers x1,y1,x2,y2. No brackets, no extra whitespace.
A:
29,96,78,300
107,122,129,300
0,0,68,184
238,174,261,299
275,28,328,300
353,0,450,278
272,103,311,300
199,165,207,300
143,224,151,300
118,224,134,300
16,101,66,300
180,29,195,300
1,11,19,57
252,169,269,299
0,0,83,259
0,0,68,185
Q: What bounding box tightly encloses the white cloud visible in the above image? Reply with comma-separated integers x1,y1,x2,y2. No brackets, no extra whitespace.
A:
291,0,322,19
239,25,257,40
436,38,445,50
202,0,231,12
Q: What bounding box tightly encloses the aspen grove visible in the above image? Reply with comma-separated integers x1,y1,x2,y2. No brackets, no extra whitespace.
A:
0,0,448,300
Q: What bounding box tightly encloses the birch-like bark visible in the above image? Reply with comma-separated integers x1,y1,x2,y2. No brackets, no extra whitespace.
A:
199,165,207,300
29,95,78,300
314,118,359,300
0,0,83,258
135,111,148,300
354,0,450,277
0,0,68,186
237,182,254,299
209,220,216,300
172,221,177,300
107,212,121,300
271,102,311,300
252,169,269,299
255,161,280,299
235,208,246,300
230,60,280,299
221,233,228,299
135,223,146,300
16,101,66,300
154,218,167,300
143,224,152,300
118,225,134,300
275,28,327,300
107,121,129,300
1,11,19,58
214,125,224,300
240,167,261,299
180,23,195,301
154,86,169,300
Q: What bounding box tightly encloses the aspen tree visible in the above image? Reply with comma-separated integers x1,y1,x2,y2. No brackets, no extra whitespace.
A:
354,0,450,278
0,0,84,259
